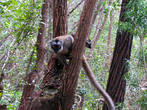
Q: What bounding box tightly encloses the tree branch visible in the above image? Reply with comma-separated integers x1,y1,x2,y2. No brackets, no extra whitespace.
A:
68,0,85,16
82,55,115,110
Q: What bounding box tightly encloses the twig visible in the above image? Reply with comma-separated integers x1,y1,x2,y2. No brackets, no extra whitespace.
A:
68,0,85,16
88,0,113,59
88,6,104,58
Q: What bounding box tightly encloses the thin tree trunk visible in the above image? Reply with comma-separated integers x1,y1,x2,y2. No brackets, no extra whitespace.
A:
88,7,104,58
19,0,49,109
47,0,53,40
139,35,147,80
103,0,133,109
104,10,114,67
88,1,114,58
53,0,68,37
92,10,109,48
0,73,7,110
87,0,102,38
88,6,109,58
133,0,147,80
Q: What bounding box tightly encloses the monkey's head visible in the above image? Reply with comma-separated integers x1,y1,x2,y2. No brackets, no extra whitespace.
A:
50,39,63,54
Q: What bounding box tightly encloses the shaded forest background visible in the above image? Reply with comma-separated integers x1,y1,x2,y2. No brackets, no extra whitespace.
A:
0,0,146,110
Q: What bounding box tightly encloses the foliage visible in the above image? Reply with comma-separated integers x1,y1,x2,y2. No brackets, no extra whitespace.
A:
137,45,147,66
137,90,147,110
118,0,147,36
0,0,42,109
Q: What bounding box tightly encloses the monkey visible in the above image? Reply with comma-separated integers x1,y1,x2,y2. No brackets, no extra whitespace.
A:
49,35,74,55
49,35,115,109
49,34,92,65
49,35,74,65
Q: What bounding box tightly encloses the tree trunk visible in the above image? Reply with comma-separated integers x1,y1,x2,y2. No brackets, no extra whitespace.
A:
139,35,147,80
89,1,113,58
104,10,114,67
60,0,97,109
18,0,49,110
34,0,97,110
30,0,68,110
88,7,104,58
103,0,133,109
87,0,102,38
53,0,68,37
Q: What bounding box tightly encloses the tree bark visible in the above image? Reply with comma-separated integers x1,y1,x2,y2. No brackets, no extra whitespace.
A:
87,0,102,38
103,0,133,109
37,0,97,110
31,0,68,110
60,0,97,109
19,0,49,110
53,0,68,37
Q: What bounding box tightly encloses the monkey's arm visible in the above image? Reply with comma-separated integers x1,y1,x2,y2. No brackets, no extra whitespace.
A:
82,55,115,110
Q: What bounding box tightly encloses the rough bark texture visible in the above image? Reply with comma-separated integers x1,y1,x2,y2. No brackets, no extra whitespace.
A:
103,0,133,109
37,0,97,110
19,0,49,110
60,0,97,109
31,0,68,110
53,0,68,37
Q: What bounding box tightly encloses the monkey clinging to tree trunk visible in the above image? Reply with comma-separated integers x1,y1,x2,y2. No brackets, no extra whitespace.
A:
49,34,91,65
